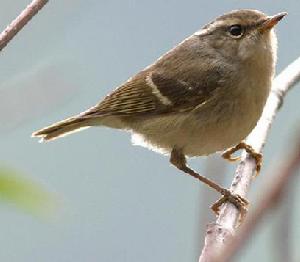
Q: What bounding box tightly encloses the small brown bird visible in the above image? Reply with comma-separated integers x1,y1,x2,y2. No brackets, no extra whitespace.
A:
33,9,286,215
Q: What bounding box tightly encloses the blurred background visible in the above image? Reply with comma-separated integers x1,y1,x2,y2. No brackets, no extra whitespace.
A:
0,1,299,261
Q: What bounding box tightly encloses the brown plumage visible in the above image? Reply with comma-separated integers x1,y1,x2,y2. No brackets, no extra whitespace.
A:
32,10,285,155
33,9,286,215
32,116,88,141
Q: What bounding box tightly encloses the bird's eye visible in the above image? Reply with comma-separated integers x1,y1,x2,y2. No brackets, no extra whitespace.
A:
228,24,243,37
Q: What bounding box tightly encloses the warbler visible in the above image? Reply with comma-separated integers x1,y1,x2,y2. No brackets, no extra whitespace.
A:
33,9,286,215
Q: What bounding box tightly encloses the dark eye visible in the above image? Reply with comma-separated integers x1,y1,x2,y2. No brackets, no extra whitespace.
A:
228,24,243,37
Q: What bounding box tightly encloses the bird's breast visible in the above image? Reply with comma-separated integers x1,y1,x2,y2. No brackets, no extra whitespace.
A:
181,68,272,156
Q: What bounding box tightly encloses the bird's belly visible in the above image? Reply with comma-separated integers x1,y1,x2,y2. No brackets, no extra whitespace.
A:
130,110,257,157
182,101,261,156
129,86,268,157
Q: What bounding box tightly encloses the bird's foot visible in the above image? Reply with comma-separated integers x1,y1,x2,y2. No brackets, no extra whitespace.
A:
211,189,249,221
222,142,262,176
170,148,249,221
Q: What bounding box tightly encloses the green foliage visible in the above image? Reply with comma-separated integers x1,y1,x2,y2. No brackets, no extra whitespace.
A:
0,167,56,217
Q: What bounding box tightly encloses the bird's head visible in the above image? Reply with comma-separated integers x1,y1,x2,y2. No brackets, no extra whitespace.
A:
195,10,287,62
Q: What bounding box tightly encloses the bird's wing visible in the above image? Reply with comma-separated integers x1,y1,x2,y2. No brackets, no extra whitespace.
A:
79,70,220,118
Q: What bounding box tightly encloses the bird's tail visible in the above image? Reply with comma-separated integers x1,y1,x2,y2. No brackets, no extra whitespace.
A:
32,116,92,142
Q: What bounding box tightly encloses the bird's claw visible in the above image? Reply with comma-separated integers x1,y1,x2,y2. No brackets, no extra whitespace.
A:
211,189,249,222
222,142,262,176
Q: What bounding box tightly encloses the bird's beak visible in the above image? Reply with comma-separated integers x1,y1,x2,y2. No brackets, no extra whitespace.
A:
259,12,287,32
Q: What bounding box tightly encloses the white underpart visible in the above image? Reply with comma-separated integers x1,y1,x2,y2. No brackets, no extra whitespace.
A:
146,74,172,105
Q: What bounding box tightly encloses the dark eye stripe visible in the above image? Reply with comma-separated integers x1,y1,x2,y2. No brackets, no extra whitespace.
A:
196,18,267,38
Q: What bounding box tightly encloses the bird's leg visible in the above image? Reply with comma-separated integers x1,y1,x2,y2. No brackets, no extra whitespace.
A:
170,148,249,218
222,141,263,176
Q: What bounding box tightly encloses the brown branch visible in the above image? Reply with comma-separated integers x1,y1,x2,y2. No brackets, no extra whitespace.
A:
199,56,300,262
216,134,300,262
0,0,49,51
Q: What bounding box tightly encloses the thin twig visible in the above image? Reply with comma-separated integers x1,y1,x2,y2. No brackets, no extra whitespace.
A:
0,0,49,51
215,134,300,262
199,56,300,262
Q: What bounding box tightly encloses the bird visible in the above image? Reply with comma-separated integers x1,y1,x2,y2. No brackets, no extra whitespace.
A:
32,9,286,216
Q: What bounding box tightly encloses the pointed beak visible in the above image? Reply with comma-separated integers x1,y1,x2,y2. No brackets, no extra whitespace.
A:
259,12,287,32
